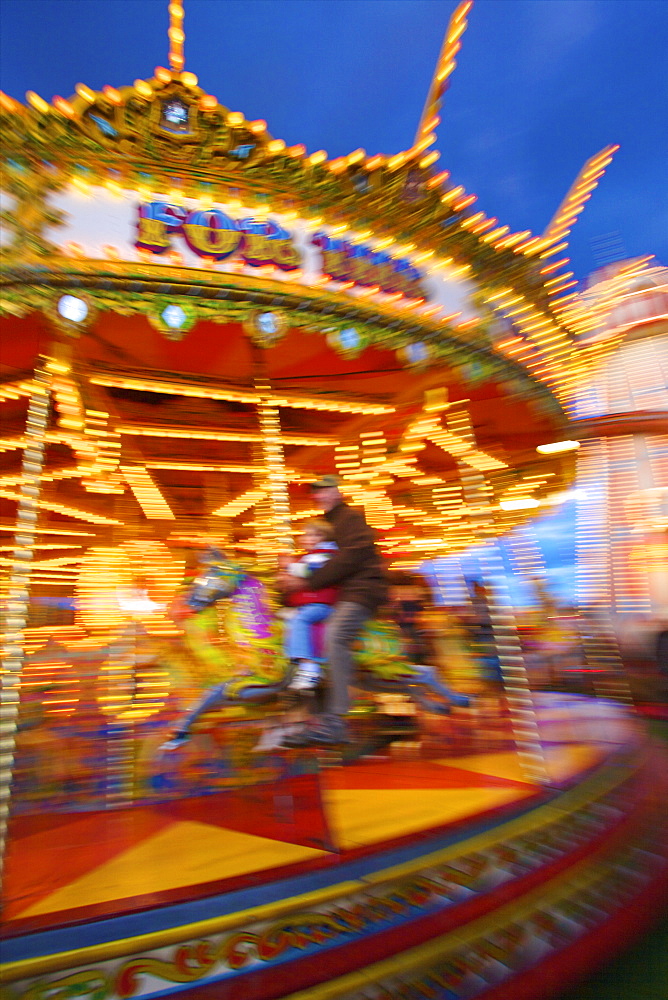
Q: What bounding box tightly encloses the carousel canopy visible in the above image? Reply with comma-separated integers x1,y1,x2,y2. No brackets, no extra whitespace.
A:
0,0,657,576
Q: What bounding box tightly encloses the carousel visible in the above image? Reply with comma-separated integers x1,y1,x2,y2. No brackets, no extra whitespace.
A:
1,2,667,999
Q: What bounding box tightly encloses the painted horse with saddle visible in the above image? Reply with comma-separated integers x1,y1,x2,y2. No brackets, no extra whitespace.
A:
161,548,469,751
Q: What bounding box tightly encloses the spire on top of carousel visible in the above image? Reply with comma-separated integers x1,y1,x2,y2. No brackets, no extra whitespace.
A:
168,1,186,73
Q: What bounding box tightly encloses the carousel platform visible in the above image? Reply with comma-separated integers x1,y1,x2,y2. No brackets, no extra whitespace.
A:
2,694,668,1000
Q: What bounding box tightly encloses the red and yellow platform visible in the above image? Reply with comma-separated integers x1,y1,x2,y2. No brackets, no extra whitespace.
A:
3,696,667,1000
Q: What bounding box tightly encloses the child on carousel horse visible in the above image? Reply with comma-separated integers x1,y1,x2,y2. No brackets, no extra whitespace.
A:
281,518,338,691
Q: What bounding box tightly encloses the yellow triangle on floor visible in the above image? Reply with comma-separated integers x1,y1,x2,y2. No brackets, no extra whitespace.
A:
443,745,606,783
435,752,528,781
17,820,327,919
544,744,607,782
324,786,534,850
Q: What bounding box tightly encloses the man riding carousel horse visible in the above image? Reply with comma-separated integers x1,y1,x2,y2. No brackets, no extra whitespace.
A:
162,475,469,752
277,474,389,747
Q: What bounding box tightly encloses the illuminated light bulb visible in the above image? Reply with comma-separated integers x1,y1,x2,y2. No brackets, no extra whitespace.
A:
419,150,440,169
456,316,480,330
499,497,540,511
540,258,571,275
64,241,85,258
161,304,187,330
440,185,464,204
460,212,484,229
481,225,510,243
26,91,49,114
412,249,435,265
305,150,327,167
44,358,71,375
426,170,450,189
103,85,122,106
453,193,477,211
0,90,18,112
514,236,542,253
547,279,578,294
581,164,606,180
227,111,244,126
347,148,366,165
536,440,580,455
421,114,441,134
339,327,361,350
544,272,574,286
73,84,97,106
70,172,92,196
53,96,76,119
496,230,531,248
181,71,198,88
154,66,172,83
387,152,406,171
57,295,88,323
470,218,498,235
134,79,153,98
105,172,124,196
413,133,436,156
267,139,285,153
365,154,384,170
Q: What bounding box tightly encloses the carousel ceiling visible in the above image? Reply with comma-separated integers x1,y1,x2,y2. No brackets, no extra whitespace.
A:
0,305,575,573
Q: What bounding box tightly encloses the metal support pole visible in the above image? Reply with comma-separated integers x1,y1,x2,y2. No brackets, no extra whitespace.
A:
449,405,549,784
0,366,52,884
255,378,293,566
479,545,550,784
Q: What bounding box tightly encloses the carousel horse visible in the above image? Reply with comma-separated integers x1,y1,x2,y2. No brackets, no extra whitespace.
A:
162,548,469,749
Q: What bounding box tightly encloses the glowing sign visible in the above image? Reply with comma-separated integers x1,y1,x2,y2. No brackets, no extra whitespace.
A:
42,185,479,323
134,202,426,297
135,202,300,269
312,232,426,299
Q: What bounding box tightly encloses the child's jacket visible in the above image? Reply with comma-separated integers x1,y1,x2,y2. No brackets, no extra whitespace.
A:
287,541,339,606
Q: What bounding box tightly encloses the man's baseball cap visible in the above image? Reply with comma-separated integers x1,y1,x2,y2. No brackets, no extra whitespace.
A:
309,474,340,490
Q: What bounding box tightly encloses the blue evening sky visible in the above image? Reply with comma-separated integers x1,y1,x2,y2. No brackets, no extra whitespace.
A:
1,0,666,282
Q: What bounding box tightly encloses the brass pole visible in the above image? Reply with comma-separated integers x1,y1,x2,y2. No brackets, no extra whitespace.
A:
0,362,52,883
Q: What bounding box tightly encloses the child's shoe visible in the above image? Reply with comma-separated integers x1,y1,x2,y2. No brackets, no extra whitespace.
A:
289,660,321,691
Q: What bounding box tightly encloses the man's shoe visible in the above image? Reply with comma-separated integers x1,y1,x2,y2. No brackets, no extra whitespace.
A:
160,731,190,751
280,715,350,748
252,724,301,752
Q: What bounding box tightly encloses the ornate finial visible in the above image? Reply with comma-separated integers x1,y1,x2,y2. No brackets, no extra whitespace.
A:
542,145,620,247
412,0,472,150
168,1,185,72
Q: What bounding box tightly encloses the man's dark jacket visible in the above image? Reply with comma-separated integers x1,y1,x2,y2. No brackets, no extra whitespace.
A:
302,501,387,613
